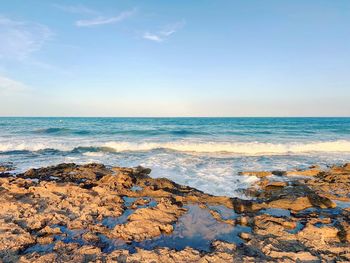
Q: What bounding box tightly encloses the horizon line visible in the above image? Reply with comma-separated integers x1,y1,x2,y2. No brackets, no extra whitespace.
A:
0,116,349,118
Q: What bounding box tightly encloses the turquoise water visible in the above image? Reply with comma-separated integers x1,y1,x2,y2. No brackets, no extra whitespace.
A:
0,117,349,197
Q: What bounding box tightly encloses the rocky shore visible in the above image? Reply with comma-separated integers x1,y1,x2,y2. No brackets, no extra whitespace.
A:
0,162,349,262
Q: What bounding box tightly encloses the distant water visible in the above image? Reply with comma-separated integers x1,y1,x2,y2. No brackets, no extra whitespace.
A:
0,117,349,198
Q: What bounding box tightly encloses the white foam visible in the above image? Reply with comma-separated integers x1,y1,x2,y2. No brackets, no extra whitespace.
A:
0,141,71,152
104,140,350,155
83,151,105,157
1,139,350,155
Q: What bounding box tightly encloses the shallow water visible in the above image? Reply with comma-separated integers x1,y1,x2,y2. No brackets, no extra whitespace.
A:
1,117,349,198
100,204,250,253
24,204,248,254
102,197,158,228
261,208,291,217
137,205,249,252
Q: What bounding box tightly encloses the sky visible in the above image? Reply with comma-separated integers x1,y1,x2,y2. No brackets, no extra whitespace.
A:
0,0,349,117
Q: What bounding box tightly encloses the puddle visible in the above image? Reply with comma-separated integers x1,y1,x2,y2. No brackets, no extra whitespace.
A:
261,208,291,217
136,205,249,252
123,196,137,207
102,209,134,228
130,186,143,192
296,206,345,218
98,234,131,253
100,205,251,253
28,178,39,183
135,198,157,208
24,204,250,255
314,218,337,228
23,225,88,254
23,243,54,254
103,197,158,228
334,200,350,209
207,205,237,220
287,221,305,234
52,225,87,245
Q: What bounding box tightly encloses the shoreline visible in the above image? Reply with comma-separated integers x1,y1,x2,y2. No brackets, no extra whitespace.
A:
0,162,349,262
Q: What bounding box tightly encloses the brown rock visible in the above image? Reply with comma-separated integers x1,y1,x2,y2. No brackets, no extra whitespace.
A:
112,198,186,241
286,166,321,177
1,162,349,262
239,232,251,240
239,171,273,178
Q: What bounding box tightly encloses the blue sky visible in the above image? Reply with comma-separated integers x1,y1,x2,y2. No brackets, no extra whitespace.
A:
0,0,349,116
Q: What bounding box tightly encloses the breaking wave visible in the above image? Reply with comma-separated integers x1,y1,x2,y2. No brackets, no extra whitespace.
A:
103,140,350,154
0,140,350,155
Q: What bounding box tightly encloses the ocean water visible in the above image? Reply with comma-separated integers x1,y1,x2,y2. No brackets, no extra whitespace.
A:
0,117,349,198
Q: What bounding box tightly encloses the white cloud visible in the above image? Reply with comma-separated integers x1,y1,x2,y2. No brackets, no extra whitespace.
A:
0,75,28,94
143,32,163,42
53,4,98,15
143,20,185,42
75,10,135,27
0,16,52,60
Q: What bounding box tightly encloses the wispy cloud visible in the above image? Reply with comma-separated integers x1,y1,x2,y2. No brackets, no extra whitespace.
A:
75,9,135,27
0,16,52,60
143,20,185,42
53,4,99,15
143,32,163,42
0,75,29,94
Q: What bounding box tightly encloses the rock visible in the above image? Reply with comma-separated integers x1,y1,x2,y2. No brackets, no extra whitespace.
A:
253,214,297,237
236,216,251,226
38,226,62,236
239,232,251,240
338,221,350,243
300,224,339,240
19,163,111,183
239,170,287,178
286,166,321,177
264,250,319,262
0,162,349,262
265,195,336,211
0,219,35,261
111,198,186,241
37,236,54,244
211,240,237,253
239,171,273,178
0,163,14,173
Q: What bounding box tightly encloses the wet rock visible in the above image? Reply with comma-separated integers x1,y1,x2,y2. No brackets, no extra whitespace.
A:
236,216,252,226
111,198,186,242
239,232,251,240
298,224,340,244
19,163,111,184
0,162,14,173
0,219,35,261
82,232,100,243
306,164,350,200
338,221,350,243
239,171,273,178
262,249,319,262
239,170,287,178
286,165,321,177
38,226,62,236
264,195,336,211
1,162,349,262
253,214,297,237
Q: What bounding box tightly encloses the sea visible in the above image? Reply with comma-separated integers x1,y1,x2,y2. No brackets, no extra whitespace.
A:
0,117,349,198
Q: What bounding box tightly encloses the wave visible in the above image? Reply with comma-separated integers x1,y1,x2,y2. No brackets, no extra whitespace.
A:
1,140,350,155
103,140,350,154
33,128,90,135
32,128,208,136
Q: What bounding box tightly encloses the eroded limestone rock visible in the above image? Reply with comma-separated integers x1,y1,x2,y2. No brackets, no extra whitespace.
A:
0,162,349,262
